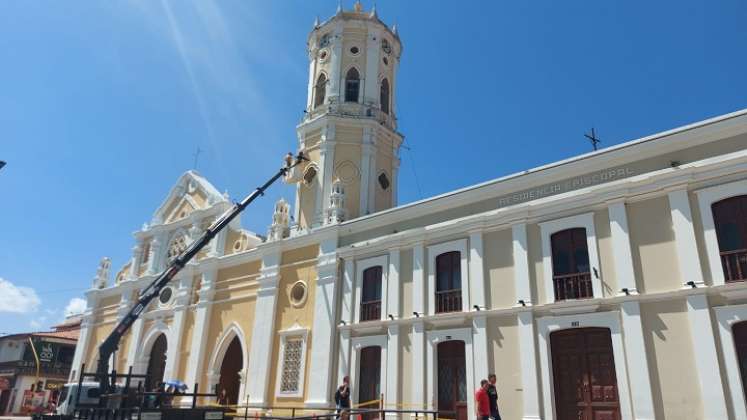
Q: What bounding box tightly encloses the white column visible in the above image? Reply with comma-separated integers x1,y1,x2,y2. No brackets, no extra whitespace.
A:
147,236,163,275
364,29,381,105
512,223,532,305
306,51,316,109
125,318,145,373
342,259,355,324
183,268,217,393
412,243,426,316
472,316,489,391
319,127,337,222
246,252,281,405
69,290,98,382
411,321,425,409
388,249,401,318
305,237,340,407
686,294,728,420
386,325,400,410
517,311,540,420
469,231,486,310
608,201,638,294
620,301,655,420
327,23,343,102
338,329,351,385
163,274,193,382
129,244,143,281
668,189,705,286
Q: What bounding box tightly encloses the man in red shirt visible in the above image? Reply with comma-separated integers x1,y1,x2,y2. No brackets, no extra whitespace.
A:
475,379,490,420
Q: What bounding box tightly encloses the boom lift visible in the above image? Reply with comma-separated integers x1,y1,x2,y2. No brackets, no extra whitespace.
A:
95,152,307,393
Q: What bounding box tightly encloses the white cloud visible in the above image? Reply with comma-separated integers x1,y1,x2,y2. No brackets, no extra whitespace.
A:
0,278,41,314
64,297,87,317
29,319,41,329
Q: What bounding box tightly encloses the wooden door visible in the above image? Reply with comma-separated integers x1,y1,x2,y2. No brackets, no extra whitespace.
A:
218,337,243,405
146,334,167,391
437,341,467,420
551,328,620,420
359,346,381,420
733,322,747,403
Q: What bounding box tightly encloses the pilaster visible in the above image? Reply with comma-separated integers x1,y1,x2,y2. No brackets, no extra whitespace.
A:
129,244,143,281
342,258,355,324
327,22,344,102
163,274,193,382
686,293,728,419
246,251,282,406
608,202,638,294
387,249,401,318
183,267,217,395
69,290,98,382
319,128,337,221
512,223,532,305
147,235,163,275
667,189,705,286
360,133,374,216
305,236,340,407
469,231,486,309
385,325,400,409
471,316,489,391
620,301,655,420
411,321,425,409
338,329,352,385
364,29,381,105
412,243,426,316
517,311,540,420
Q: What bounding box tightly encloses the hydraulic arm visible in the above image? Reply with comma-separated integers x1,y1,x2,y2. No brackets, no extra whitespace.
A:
95,152,307,391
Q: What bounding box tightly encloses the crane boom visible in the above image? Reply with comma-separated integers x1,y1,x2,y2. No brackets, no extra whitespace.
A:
96,153,307,391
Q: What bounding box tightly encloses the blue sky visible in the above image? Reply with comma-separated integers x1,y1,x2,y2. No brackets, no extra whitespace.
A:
1,0,745,334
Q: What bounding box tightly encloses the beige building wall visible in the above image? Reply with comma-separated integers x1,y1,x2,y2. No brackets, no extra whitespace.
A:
487,317,522,420
527,223,545,304
640,300,703,419
400,249,414,317
628,197,682,293
483,229,515,310
594,209,617,296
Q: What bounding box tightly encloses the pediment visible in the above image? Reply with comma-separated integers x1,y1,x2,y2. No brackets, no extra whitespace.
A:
150,171,226,226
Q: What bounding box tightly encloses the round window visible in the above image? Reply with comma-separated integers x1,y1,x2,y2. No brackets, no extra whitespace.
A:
382,57,389,66
350,46,360,55
319,50,328,60
159,287,173,305
290,281,308,307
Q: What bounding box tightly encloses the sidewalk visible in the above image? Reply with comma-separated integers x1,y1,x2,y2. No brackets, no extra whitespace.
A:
0,417,31,420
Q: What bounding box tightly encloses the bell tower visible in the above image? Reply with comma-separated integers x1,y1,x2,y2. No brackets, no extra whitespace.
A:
285,1,403,229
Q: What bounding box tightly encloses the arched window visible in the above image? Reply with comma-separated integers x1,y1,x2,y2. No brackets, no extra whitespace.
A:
344,68,360,103
314,74,327,109
360,266,382,322
712,195,747,282
145,334,167,390
435,251,461,313
551,228,592,300
380,78,390,114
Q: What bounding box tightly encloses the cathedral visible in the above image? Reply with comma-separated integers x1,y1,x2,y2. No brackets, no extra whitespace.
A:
71,3,747,420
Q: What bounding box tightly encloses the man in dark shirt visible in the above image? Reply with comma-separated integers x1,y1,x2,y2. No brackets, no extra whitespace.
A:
487,374,502,420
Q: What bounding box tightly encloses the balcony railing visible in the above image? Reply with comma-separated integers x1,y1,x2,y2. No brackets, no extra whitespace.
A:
553,272,593,301
360,300,381,322
435,289,462,314
302,100,396,130
722,248,747,283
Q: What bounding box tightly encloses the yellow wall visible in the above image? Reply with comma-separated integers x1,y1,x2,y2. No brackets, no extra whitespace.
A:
177,311,196,381
628,197,682,293
641,300,703,419
400,249,414,316
202,298,258,389
484,229,515,309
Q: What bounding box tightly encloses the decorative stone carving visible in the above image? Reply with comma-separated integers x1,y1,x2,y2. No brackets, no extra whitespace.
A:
93,257,111,289
325,178,347,225
267,199,291,241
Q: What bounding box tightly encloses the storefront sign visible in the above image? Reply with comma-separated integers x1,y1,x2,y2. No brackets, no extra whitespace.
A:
39,344,55,362
45,380,65,391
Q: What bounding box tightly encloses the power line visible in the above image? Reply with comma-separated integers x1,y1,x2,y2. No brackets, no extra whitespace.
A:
402,143,423,200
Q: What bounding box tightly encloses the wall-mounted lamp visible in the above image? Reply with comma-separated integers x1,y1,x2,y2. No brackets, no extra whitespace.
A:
593,267,599,279
413,312,421,318
621,288,630,296
518,300,526,307
388,314,395,321
339,320,347,326
473,305,481,311
686,281,697,289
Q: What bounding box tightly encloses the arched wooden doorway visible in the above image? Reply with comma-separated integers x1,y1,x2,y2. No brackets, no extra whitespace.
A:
551,328,620,420
437,341,467,420
145,334,167,391
358,346,381,420
218,336,243,405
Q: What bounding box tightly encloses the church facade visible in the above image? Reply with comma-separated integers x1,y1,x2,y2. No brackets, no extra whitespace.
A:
71,4,747,420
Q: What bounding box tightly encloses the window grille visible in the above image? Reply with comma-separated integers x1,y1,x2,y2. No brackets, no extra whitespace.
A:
280,339,303,393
